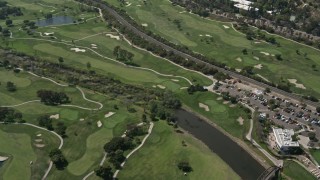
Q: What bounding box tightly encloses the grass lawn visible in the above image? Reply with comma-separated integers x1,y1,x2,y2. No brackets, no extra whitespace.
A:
283,160,316,180
310,149,320,165
105,0,320,98
117,121,240,179
0,124,60,180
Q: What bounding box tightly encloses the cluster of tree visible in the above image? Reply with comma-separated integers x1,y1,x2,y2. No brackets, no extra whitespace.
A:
302,95,319,102
37,90,70,105
113,46,138,66
236,24,279,45
187,84,207,94
177,161,192,173
221,92,238,104
21,20,37,33
104,137,133,168
126,126,146,138
49,149,68,170
6,81,16,92
0,2,23,20
94,166,113,180
38,115,67,136
0,107,23,123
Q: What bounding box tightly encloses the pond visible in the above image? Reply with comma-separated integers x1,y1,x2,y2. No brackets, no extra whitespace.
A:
176,109,265,180
35,16,74,27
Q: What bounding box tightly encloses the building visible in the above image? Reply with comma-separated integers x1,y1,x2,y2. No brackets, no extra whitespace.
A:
231,0,258,11
273,128,299,151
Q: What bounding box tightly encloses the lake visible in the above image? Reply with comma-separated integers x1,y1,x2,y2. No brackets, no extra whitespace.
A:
176,109,265,180
35,16,74,27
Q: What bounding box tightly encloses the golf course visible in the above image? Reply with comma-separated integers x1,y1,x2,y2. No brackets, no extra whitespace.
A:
105,0,320,98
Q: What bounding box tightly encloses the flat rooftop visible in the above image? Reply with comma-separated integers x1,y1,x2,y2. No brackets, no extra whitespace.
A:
273,128,299,148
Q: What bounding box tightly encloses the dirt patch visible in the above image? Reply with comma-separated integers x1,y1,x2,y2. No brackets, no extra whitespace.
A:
199,103,209,111
157,85,166,89
260,51,270,56
105,112,115,118
71,48,86,52
106,34,120,40
49,114,59,119
237,117,244,125
236,57,242,62
223,25,230,29
254,64,263,69
97,120,102,127
288,79,306,89
34,144,45,148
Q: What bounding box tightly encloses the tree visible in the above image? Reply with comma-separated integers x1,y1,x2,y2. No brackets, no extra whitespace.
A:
308,132,317,142
275,54,282,60
49,149,68,170
103,137,133,153
94,166,113,180
86,62,91,70
58,57,64,65
37,90,70,105
56,122,67,137
317,106,320,113
177,161,192,172
6,81,16,92
38,115,53,130
265,87,271,93
5,19,12,26
242,48,248,55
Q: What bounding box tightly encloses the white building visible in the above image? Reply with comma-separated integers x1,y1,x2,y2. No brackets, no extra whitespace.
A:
273,128,299,151
231,0,258,11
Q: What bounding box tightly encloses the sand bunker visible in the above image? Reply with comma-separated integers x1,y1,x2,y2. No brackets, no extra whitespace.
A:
257,74,270,82
97,120,102,127
37,134,42,137
141,23,148,27
152,85,157,88
236,68,242,72
34,144,45,148
91,44,97,46
136,5,141,7
0,156,8,161
106,34,120,40
71,48,86,52
237,117,244,125
79,118,85,121
223,25,230,29
253,56,260,60
157,85,166,89
91,44,97,49
180,87,188,90
126,3,132,7
44,32,54,36
236,57,242,62
205,34,212,37
179,11,186,14
105,112,115,118
217,97,223,100
254,41,261,44
171,79,179,82
34,139,43,143
260,51,270,56
288,79,306,89
199,34,203,37
229,104,236,108
223,101,229,104
254,64,263,69
49,114,59,119
199,103,209,111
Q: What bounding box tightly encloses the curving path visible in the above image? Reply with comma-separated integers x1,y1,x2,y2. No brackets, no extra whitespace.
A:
0,122,63,180
1,100,40,108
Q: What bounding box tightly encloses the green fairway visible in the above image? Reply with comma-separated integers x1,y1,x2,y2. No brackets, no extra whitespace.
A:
118,121,240,180
0,125,60,180
283,160,316,180
105,0,320,98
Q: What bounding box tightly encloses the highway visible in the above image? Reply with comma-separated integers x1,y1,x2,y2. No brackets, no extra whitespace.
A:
89,0,319,108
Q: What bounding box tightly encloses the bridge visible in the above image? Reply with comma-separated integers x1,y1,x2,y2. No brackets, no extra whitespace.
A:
257,166,281,180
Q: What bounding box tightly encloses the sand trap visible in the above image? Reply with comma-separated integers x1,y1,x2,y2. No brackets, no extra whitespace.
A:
71,48,86,52
152,85,157,88
34,144,45,148
254,64,263,69
179,11,186,14
105,112,115,118
37,134,42,137
97,120,102,128
106,34,120,40
223,101,229,104
79,118,85,121
44,32,54,36
257,74,270,82
0,156,8,161
157,85,166,89
288,79,306,89
50,10,55,13
229,104,236,108
92,47,98,49
141,23,148,27
171,79,179,82
260,51,270,56
223,25,230,29
199,34,203,37
34,139,43,143
199,103,209,111
254,41,261,44
236,68,242,72
180,87,188,89
49,114,59,119
91,44,97,47
205,34,212,37
237,117,244,125
236,57,242,62
136,5,141,7
217,97,223,100
253,56,260,60
126,3,132,7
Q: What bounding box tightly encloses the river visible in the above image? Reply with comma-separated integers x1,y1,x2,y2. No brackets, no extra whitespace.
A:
176,109,265,180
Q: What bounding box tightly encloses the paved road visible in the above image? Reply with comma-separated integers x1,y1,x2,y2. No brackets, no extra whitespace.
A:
87,0,319,108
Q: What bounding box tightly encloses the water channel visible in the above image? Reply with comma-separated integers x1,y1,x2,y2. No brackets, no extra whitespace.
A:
35,16,74,27
176,109,265,180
